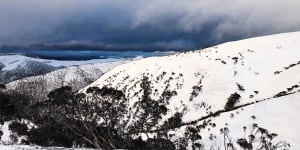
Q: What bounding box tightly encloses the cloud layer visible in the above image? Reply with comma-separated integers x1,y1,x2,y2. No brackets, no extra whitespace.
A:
1,0,300,50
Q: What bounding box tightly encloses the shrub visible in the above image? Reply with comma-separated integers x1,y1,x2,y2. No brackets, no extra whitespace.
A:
0,130,3,140
27,120,82,147
9,121,28,136
237,138,252,149
236,83,245,91
145,138,176,150
47,86,73,105
224,92,241,110
162,112,183,129
131,137,147,149
273,91,288,98
232,57,239,64
0,91,32,121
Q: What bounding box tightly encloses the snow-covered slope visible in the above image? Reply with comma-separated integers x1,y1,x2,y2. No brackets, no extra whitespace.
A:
83,31,300,149
0,54,129,84
5,59,130,101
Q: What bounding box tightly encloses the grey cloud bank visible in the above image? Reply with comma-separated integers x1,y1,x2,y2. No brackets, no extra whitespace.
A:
1,0,300,51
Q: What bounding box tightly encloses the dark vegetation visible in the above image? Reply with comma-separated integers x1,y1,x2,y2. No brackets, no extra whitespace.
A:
284,60,300,70
220,123,290,150
189,75,204,101
0,72,293,149
224,92,241,110
232,57,239,64
129,76,169,132
215,58,227,64
9,121,28,136
0,78,176,149
274,60,300,75
236,83,245,91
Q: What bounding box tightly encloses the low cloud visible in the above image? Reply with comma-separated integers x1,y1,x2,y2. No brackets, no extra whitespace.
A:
1,0,300,50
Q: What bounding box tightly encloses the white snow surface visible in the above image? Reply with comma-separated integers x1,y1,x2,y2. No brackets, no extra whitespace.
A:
83,31,300,149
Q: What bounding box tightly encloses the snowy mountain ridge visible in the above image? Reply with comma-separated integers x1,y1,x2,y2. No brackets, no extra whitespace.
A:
0,54,129,84
0,54,125,71
83,31,300,149
4,59,130,101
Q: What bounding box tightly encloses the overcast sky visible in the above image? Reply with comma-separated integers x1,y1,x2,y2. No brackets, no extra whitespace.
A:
1,0,300,50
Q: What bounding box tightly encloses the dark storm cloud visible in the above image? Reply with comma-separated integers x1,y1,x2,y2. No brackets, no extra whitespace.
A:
1,0,300,50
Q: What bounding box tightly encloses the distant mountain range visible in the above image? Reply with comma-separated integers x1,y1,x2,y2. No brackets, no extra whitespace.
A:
0,42,197,52
0,54,129,84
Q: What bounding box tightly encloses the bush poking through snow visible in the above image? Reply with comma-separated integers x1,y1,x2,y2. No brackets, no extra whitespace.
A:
145,138,176,150
224,92,241,110
162,112,183,129
218,123,290,150
9,121,28,136
0,130,3,140
236,83,245,91
0,90,32,123
236,123,290,150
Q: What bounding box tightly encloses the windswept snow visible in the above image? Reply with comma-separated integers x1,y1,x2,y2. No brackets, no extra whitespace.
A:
83,31,300,149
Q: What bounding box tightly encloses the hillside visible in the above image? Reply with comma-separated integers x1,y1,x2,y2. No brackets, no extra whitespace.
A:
0,54,127,84
5,59,130,101
83,31,300,149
